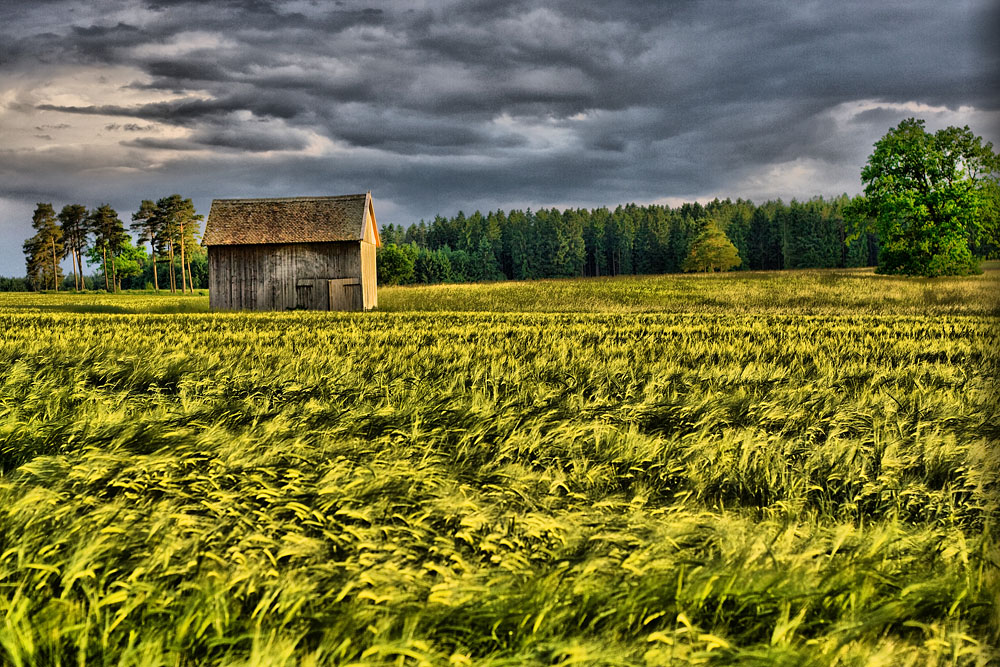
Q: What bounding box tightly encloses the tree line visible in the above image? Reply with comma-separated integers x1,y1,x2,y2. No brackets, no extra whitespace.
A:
375,119,998,283
19,195,206,292
375,195,882,285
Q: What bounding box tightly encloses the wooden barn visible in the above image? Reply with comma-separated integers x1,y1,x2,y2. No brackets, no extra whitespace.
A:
202,193,381,311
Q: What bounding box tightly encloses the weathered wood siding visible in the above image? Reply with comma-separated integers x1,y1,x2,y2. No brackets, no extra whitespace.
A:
209,241,367,311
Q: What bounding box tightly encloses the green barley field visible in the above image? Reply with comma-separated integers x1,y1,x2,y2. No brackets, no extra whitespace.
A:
1,267,998,666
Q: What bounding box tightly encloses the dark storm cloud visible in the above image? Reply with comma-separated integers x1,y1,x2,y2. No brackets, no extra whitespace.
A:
27,1,998,130
329,110,516,154
38,92,307,125
13,1,1000,142
145,60,232,83
70,21,143,40
1,0,997,274
124,125,310,152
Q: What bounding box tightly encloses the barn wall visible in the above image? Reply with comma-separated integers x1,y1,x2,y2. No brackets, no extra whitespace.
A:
208,242,363,311
360,241,377,310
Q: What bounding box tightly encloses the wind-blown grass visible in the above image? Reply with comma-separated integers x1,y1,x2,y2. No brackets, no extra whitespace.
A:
378,266,1000,316
0,267,997,665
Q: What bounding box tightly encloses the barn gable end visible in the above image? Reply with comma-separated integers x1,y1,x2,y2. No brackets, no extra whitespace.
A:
362,196,380,246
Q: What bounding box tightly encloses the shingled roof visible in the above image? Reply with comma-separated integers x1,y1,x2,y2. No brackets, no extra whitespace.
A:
203,193,376,246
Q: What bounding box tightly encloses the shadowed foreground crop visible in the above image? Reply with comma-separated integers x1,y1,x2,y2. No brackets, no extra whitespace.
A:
0,268,998,665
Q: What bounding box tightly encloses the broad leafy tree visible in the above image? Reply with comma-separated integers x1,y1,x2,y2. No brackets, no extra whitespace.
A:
111,237,147,286
377,244,417,285
682,221,741,272
849,118,999,276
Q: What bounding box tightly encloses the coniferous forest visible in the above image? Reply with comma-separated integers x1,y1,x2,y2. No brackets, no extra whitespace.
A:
376,195,882,285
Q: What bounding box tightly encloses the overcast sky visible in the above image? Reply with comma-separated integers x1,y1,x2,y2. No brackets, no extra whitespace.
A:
1,0,998,275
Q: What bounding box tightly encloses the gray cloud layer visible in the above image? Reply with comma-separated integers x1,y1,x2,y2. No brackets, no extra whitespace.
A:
1,0,998,274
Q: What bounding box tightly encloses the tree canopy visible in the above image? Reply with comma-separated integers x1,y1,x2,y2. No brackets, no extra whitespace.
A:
18,195,208,292
848,118,1000,276
128,195,203,293
88,204,128,291
57,204,88,290
23,203,64,290
682,220,742,273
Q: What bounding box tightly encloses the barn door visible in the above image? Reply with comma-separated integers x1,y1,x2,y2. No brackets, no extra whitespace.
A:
295,279,328,310
328,279,362,311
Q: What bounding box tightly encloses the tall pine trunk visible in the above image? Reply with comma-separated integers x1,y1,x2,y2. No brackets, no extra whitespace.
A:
179,222,188,293
149,232,159,292
51,236,58,291
73,242,82,290
167,239,176,293
79,243,87,290
102,246,109,291
187,257,195,292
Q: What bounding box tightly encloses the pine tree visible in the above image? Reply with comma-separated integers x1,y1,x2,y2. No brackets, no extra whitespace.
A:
154,195,203,293
584,208,609,277
88,204,128,292
379,224,401,246
131,200,162,292
57,204,88,290
23,203,65,290
475,237,503,281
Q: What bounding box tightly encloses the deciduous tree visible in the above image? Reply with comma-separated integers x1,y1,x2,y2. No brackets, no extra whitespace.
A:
682,221,742,273
848,118,999,276
377,243,417,285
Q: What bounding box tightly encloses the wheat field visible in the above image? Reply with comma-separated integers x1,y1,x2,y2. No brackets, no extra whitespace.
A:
1,267,997,665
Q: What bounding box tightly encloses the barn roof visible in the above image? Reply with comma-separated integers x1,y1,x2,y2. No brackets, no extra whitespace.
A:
202,193,379,246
